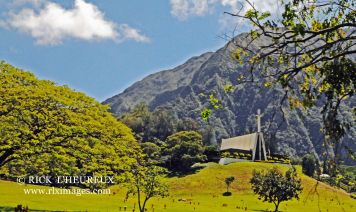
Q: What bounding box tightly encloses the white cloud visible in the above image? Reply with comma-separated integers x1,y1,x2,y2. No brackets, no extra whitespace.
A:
192,0,212,16
221,0,281,30
170,0,280,23
170,0,217,21
220,0,239,11
117,24,150,43
2,0,150,45
240,0,280,14
170,0,189,20
10,0,46,7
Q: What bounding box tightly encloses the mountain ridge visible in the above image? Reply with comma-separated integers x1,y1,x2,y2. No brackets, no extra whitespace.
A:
104,51,214,114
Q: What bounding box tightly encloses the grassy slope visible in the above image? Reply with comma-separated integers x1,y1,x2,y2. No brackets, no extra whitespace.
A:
0,162,354,211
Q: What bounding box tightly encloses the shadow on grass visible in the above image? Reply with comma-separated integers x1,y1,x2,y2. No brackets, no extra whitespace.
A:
167,167,204,178
0,207,15,212
251,210,273,212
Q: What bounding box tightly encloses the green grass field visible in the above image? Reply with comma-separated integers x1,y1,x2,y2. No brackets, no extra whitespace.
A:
0,162,354,211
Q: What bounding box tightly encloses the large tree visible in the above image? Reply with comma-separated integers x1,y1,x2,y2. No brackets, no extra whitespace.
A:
164,131,207,172
126,165,168,212
224,0,355,173
0,62,140,185
250,167,302,212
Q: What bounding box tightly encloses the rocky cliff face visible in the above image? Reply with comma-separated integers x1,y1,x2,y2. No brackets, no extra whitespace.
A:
104,33,355,163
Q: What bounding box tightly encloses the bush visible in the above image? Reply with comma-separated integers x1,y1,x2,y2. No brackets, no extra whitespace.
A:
302,154,317,177
221,152,231,158
204,145,220,161
351,193,356,199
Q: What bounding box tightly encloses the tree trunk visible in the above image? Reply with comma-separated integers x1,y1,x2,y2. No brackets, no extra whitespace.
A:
0,148,14,167
274,201,280,212
137,187,143,212
141,198,149,212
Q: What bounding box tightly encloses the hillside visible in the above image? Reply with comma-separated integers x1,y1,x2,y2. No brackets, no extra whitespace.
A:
0,162,354,211
103,33,356,163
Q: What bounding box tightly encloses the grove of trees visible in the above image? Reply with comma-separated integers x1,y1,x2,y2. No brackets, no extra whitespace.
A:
120,103,210,173
120,103,200,144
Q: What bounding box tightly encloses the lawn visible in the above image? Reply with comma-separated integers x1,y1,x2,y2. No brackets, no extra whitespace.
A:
0,162,354,211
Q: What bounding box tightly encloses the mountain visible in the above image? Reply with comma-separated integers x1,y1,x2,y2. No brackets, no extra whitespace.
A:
103,33,355,163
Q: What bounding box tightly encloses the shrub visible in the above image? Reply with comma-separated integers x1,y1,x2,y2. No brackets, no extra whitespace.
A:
302,154,317,177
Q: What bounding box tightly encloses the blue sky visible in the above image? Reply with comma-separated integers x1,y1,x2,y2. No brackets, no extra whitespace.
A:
0,0,277,101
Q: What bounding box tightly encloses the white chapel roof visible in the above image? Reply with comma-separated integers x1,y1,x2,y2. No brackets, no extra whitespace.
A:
220,133,257,151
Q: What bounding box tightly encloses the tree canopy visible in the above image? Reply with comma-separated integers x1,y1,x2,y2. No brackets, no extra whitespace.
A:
120,103,200,144
164,131,207,172
250,167,302,212
0,62,140,185
302,154,318,177
224,176,235,195
141,142,162,165
126,165,168,212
